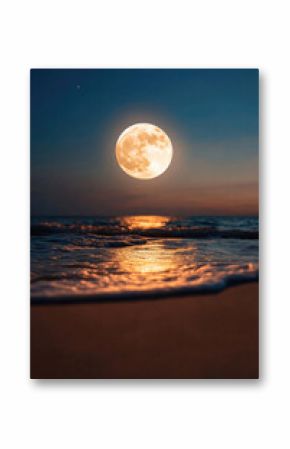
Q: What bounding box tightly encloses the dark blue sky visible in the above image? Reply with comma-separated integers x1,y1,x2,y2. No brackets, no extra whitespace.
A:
31,69,258,216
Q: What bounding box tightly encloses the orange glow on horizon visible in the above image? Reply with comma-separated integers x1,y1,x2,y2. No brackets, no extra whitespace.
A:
120,215,170,230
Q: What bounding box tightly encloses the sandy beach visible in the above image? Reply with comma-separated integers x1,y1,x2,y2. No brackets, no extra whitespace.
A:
31,282,258,379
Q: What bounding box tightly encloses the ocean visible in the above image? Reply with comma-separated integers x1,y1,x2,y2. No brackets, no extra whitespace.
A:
31,215,259,302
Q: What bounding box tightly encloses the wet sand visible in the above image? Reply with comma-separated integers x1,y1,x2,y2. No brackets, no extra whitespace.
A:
31,283,259,379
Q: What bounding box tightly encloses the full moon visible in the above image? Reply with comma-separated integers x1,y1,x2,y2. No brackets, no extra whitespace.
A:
115,123,173,180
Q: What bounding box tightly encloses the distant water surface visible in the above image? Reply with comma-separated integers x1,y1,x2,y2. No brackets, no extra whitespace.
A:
31,215,259,302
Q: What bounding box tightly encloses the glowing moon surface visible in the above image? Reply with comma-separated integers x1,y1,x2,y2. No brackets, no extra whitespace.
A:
116,123,173,180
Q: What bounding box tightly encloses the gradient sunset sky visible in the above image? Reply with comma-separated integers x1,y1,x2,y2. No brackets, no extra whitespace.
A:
31,69,258,216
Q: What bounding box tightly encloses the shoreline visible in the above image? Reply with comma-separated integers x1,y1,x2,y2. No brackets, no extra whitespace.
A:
31,282,259,379
31,276,258,305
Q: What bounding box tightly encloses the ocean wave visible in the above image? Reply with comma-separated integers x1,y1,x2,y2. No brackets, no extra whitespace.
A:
31,222,258,240
31,269,258,304
31,216,259,302
56,238,148,251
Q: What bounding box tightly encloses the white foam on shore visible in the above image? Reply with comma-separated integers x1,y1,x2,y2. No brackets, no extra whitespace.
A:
31,269,258,304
